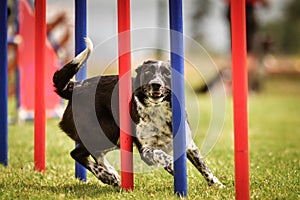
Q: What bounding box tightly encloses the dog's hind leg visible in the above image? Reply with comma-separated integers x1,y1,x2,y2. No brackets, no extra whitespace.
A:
186,142,224,188
70,144,91,170
70,145,120,187
91,153,121,187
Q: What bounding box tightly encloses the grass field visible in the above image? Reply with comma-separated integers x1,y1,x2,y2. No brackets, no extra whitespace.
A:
0,75,299,199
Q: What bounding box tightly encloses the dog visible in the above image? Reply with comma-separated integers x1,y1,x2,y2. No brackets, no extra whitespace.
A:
53,38,224,188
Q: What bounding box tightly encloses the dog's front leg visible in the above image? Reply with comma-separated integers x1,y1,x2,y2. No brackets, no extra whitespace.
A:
186,142,224,188
140,147,174,175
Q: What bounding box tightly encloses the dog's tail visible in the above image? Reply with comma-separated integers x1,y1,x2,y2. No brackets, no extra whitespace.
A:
53,37,93,99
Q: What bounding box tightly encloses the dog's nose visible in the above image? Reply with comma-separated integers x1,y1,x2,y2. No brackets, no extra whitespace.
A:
149,76,164,90
150,83,161,91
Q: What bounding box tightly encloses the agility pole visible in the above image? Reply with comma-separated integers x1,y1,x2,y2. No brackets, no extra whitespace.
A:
231,0,250,199
118,0,134,191
0,0,8,167
74,0,87,181
34,0,46,172
169,0,187,197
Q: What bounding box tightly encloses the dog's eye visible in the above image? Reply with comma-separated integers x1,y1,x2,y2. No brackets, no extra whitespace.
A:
144,70,153,75
163,70,171,77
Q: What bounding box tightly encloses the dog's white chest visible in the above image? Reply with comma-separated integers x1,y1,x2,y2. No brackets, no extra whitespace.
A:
134,97,173,152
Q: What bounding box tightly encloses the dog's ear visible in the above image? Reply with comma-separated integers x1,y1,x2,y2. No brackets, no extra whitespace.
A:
134,65,142,89
135,65,142,76
166,60,171,66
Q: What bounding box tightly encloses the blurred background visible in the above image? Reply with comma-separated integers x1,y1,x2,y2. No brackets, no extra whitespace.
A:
7,0,300,94
3,2,299,198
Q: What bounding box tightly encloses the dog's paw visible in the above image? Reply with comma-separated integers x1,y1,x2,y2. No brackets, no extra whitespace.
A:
214,182,226,189
102,173,121,187
153,149,173,166
164,164,174,175
208,177,225,188
112,178,121,187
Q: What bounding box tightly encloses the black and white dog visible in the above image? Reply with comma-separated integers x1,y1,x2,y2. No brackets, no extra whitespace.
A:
53,38,224,188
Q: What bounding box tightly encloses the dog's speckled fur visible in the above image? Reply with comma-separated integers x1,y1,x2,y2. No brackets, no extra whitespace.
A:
53,38,224,188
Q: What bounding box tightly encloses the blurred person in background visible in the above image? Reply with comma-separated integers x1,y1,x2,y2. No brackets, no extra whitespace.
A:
225,0,270,92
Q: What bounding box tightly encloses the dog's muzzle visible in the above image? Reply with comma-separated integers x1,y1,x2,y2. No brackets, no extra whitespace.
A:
149,83,163,98
144,79,169,103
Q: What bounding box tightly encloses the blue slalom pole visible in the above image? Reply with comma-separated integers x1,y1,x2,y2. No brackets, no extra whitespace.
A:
169,0,187,197
74,0,87,181
0,0,8,167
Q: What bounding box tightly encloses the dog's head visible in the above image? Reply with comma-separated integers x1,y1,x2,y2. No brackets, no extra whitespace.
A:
134,60,171,103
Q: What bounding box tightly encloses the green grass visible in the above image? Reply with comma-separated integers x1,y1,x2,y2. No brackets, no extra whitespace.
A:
1,75,299,199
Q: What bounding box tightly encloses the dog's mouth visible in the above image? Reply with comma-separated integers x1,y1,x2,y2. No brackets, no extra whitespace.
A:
148,93,164,103
150,91,163,99
143,84,170,103
148,91,164,102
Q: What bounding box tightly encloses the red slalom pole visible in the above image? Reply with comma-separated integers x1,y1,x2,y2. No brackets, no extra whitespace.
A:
34,0,46,172
230,0,250,199
117,0,134,191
